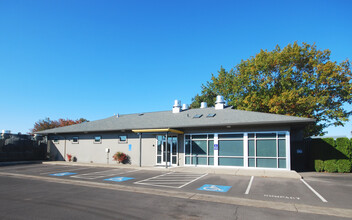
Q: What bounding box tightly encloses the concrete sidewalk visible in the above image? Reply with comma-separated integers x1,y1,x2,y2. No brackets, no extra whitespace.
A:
39,161,301,179
0,160,301,179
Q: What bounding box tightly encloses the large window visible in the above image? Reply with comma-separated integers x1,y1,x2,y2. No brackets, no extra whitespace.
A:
248,132,286,168
185,134,214,165
72,137,79,144
185,132,288,169
218,134,244,166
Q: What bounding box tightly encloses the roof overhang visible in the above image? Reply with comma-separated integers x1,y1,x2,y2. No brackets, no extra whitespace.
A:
132,128,184,134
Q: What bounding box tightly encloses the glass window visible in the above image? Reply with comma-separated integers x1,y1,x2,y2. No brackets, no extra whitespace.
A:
194,157,207,165
279,159,286,168
208,140,214,156
185,156,191,164
278,133,286,138
208,134,214,139
248,140,255,156
72,137,79,143
192,140,207,155
256,140,276,157
256,133,276,138
119,135,128,143
248,133,255,138
94,136,101,143
219,134,243,139
257,158,277,168
185,135,190,140
278,140,286,157
53,138,59,143
192,135,207,139
157,156,161,163
219,158,243,166
219,140,243,156
208,157,214,165
248,158,255,167
185,140,190,155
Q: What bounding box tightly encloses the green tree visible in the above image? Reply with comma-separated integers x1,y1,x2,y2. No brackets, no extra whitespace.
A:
30,117,89,133
191,42,351,136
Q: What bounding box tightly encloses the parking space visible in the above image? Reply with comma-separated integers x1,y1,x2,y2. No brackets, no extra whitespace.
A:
1,164,350,209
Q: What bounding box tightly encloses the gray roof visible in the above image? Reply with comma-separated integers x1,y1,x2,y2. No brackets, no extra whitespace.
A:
36,107,315,134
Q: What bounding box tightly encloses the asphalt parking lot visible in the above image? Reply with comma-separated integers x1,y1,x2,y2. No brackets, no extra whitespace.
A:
1,163,351,211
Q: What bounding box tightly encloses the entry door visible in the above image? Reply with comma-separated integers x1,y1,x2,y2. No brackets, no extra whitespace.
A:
156,136,177,166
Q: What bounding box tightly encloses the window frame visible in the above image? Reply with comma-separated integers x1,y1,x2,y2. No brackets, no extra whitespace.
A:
119,135,128,144
72,136,79,144
94,136,102,144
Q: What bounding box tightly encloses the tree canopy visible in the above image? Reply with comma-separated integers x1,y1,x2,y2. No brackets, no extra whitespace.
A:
191,42,352,136
30,117,89,133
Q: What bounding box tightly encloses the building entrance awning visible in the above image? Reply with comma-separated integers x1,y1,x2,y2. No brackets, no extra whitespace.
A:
132,128,184,134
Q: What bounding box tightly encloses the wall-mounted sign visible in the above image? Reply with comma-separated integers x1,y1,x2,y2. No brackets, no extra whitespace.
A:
128,144,132,151
214,144,218,150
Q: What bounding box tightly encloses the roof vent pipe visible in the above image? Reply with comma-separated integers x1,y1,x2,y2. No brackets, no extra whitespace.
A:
182,103,189,110
173,100,182,113
200,102,207,108
215,95,225,110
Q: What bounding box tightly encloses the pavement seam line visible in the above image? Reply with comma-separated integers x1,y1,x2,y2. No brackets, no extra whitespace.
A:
0,172,351,218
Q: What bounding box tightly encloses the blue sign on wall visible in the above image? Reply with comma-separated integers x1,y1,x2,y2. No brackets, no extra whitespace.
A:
214,144,218,150
104,177,134,182
197,184,232,192
50,172,77,176
128,144,132,151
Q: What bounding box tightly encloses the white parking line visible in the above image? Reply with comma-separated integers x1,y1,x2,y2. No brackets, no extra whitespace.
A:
71,169,139,179
300,179,328,203
178,173,208,188
245,176,254,195
40,167,89,175
134,172,207,189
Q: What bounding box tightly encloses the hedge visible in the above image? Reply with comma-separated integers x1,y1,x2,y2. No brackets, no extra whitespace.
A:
312,138,352,173
324,160,338,173
336,138,351,159
337,159,352,173
314,160,324,172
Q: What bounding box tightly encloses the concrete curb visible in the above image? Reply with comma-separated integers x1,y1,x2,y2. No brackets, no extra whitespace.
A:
0,171,351,219
0,161,43,166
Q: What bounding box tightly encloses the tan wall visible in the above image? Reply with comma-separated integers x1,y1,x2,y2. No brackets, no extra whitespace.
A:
49,132,157,166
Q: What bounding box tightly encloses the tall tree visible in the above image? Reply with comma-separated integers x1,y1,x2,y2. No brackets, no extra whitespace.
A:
191,42,351,136
30,117,89,133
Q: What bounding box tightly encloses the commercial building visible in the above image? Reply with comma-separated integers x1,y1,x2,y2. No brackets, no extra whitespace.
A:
37,96,314,170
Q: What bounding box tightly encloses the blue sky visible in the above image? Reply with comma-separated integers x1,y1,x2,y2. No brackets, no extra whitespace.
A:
0,0,351,137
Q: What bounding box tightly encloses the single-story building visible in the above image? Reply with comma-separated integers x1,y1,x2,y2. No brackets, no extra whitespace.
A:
37,96,315,170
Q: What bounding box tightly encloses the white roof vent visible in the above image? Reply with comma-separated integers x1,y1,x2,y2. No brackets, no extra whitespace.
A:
182,103,189,110
215,95,225,110
1,130,10,134
200,102,208,108
173,99,182,113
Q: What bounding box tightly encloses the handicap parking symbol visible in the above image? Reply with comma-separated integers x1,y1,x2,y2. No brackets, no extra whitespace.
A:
197,184,232,192
104,177,134,182
50,172,77,176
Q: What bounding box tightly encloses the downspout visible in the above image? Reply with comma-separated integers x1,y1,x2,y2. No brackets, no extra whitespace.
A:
139,133,142,167
64,136,67,161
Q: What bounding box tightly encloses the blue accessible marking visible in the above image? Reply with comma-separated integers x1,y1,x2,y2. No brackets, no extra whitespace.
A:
197,184,232,192
104,177,134,182
50,172,77,177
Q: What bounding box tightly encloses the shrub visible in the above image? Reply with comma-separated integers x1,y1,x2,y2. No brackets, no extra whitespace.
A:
324,159,337,173
337,159,352,173
314,160,324,172
336,138,351,159
113,152,127,163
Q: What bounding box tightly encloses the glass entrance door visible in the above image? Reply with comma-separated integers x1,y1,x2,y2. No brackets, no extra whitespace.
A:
156,135,178,166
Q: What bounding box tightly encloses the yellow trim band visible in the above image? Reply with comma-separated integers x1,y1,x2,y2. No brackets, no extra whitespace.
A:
132,128,184,134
